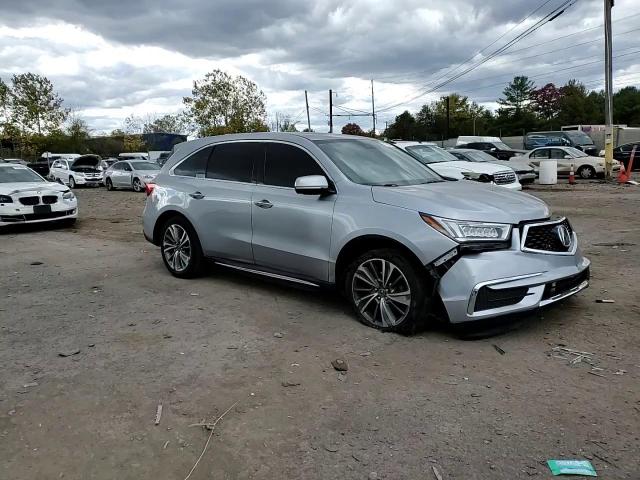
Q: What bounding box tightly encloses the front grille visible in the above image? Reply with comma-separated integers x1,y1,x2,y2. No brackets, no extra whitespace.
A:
493,171,516,185
542,268,590,300
475,285,529,312
0,209,74,222
522,218,573,253
42,195,58,204
19,196,40,206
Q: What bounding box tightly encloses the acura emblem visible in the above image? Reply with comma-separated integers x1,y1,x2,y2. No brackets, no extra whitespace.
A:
554,225,572,248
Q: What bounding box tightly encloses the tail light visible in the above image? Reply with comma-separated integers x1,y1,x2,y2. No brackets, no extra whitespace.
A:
145,183,156,196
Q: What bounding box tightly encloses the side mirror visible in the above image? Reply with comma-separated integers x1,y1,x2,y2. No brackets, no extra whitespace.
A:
294,175,330,195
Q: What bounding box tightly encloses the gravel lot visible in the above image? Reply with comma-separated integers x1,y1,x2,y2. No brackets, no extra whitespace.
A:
1,182,639,479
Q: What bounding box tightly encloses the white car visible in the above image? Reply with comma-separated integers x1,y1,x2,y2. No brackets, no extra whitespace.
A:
49,155,103,188
523,146,620,179
103,160,161,192
394,141,522,190
0,163,77,227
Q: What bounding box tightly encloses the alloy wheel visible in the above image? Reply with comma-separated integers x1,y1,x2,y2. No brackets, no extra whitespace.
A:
133,179,142,192
162,224,192,272
351,258,412,328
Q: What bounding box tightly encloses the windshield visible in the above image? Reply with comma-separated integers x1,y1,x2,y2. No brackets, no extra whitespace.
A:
492,142,512,150
565,147,588,158
405,145,458,164
131,162,159,171
0,165,45,183
454,150,495,163
565,131,594,146
313,139,442,186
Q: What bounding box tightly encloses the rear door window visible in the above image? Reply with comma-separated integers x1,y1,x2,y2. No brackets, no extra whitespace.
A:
174,146,212,178
207,142,260,183
550,149,566,159
263,143,324,188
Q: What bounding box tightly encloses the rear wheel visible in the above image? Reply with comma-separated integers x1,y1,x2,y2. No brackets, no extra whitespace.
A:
577,165,596,179
160,216,204,278
68,176,76,189
105,178,114,191
132,178,143,192
345,248,432,333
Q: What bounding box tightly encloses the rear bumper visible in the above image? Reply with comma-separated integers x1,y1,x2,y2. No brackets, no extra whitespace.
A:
437,230,590,323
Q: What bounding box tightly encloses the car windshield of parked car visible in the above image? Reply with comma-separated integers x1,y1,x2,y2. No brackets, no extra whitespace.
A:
0,165,45,183
564,131,594,146
314,139,442,186
492,142,512,150
405,145,458,164
565,147,589,158
131,162,159,170
457,150,495,162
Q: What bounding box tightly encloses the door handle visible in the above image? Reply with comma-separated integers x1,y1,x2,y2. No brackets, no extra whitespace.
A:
189,191,205,199
254,199,273,209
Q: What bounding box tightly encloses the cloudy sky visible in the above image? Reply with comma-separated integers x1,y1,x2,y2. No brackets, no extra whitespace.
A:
1,0,638,134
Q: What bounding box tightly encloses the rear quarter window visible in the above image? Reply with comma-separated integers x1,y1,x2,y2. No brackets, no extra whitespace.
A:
173,146,212,178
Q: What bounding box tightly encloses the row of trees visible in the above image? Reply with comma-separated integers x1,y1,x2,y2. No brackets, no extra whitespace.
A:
1,69,270,159
382,76,640,140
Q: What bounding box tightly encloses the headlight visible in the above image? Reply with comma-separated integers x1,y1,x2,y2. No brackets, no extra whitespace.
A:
0,194,13,203
420,214,512,242
63,191,75,200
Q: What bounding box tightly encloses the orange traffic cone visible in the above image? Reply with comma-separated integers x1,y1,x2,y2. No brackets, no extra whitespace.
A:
617,162,628,183
569,164,576,184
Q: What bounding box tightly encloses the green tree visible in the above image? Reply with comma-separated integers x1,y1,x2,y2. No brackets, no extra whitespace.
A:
498,76,535,115
415,104,435,140
341,122,365,135
0,77,9,127
613,86,640,126
183,69,268,136
65,114,91,152
10,73,68,134
556,80,598,127
143,113,191,134
384,111,417,140
431,94,485,139
122,115,146,152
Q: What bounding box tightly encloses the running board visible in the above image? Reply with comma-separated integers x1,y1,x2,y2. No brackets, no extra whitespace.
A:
214,262,320,287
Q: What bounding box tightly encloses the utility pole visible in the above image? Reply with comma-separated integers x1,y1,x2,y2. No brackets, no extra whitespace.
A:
304,90,311,132
446,96,450,141
604,0,614,180
329,89,334,133
275,112,279,132
371,80,376,135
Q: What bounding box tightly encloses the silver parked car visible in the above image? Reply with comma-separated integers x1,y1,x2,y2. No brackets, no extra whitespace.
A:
142,133,590,332
104,160,161,192
449,148,537,184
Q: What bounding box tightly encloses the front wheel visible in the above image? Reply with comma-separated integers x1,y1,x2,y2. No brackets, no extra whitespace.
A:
160,217,204,278
132,178,143,192
68,176,76,189
577,165,596,179
345,248,432,333
105,178,114,191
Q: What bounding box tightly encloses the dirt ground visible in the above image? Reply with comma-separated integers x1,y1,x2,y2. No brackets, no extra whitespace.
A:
1,180,639,480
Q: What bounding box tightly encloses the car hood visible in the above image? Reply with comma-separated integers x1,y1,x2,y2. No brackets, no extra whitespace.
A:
0,181,68,195
429,160,513,175
372,181,550,223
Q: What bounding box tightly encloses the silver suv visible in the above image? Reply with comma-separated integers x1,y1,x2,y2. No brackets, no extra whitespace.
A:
143,133,590,332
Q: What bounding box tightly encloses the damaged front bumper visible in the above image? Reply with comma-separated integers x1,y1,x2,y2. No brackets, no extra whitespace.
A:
436,228,590,323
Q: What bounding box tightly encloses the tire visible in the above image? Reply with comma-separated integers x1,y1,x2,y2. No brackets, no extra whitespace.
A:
68,176,76,189
160,216,204,278
105,178,114,191
344,248,432,333
577,165,596,179
132,178,143,192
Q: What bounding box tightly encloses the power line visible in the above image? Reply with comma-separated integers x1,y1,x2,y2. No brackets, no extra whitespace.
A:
376,0,579,112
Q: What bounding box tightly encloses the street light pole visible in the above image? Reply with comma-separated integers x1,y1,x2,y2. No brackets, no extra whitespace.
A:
604,0,614,180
